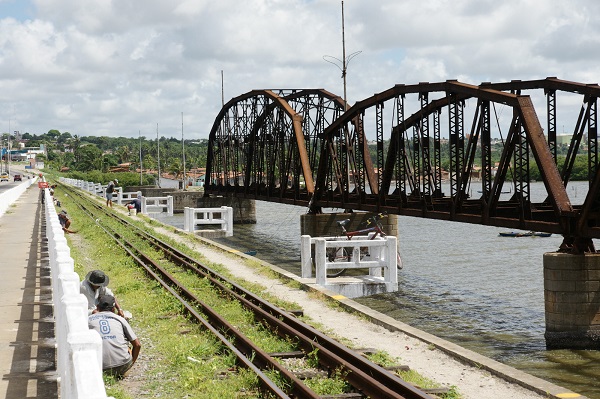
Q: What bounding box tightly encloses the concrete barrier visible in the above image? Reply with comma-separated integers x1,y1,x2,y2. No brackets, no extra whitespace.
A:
43,187,113,399
183,206,233,236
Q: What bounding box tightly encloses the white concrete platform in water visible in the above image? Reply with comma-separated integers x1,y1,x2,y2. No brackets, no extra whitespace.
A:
194,229,227,239
300,234,399,298
300,275,397,298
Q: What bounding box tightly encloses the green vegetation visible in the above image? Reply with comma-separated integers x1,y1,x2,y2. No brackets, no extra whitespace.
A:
17,129,209,182
397,370,460,399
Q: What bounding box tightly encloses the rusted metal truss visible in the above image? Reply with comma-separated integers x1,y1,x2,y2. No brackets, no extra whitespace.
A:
204,78,600,252
205,89,344,205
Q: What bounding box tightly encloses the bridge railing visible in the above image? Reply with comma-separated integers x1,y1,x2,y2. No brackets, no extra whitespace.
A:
44,187,113,399
141,196,174,216
118,191,142,205
300,234,398,288
183,206,233,236
61,178,130,206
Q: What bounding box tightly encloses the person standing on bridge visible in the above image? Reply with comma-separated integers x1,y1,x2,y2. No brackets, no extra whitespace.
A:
105,179,118,208
88,295,141,379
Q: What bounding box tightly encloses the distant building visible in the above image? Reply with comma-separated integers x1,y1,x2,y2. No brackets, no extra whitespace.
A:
3,144,45,161
109,163,132,172
556,134,573,145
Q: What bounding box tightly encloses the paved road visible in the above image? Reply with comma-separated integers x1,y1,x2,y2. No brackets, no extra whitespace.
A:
0,170,36,194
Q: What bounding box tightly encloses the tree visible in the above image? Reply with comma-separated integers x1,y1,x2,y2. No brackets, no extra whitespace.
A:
168,159,182,178
116,145,132,164
75,145,103,172
143,153,155,171
47,129,61,140
57,132,72,144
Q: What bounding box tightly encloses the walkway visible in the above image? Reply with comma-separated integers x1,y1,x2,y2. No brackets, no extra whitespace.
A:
0,185,57,398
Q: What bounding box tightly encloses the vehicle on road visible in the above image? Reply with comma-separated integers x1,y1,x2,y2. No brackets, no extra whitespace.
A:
13,174,22,181
0,173,9,182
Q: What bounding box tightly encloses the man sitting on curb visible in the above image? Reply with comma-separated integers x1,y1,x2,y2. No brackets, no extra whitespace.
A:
88,295,141,379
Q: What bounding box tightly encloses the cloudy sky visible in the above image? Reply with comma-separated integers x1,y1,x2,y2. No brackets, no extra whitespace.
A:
0,0,598,140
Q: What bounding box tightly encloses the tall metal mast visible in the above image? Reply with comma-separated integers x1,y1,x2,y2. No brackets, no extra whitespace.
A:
156,123,161,188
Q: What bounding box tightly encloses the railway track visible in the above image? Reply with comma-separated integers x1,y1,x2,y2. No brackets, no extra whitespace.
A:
59,182,437,399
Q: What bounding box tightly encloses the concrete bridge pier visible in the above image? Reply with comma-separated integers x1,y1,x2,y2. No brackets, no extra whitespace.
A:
197,196,256,224
300,212,398,237
544,252,600,349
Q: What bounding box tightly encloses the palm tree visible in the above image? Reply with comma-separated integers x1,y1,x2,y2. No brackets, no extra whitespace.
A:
116,145,132,164
168,159,183,178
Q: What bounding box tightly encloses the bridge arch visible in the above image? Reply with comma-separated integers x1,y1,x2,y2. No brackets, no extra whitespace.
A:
205,89,345,204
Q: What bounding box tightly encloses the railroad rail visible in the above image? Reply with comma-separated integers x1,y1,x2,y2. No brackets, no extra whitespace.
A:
60,182,437,399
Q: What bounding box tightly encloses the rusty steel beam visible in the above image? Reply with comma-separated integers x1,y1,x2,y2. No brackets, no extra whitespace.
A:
517,96,573,218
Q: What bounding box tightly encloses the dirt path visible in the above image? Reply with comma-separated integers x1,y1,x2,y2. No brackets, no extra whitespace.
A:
148,224,566,399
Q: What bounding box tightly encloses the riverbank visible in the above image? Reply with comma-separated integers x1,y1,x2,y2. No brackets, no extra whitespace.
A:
146,219,585,399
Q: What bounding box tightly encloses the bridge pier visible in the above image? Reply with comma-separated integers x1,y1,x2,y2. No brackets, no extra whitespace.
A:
544,252,600,349
197,196,256,224
300,213,398,237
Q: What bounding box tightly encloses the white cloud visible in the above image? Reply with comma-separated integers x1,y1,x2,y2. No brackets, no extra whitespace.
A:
0,0,595,138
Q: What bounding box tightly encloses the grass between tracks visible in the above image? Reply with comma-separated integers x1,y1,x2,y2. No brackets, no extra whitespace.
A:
53,186,460,399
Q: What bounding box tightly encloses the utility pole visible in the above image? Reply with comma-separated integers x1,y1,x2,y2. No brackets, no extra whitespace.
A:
139,130,143,185
341,1,348,111
182,112,186,190
156,123,161,188
221,70,225,107
7,119,10,174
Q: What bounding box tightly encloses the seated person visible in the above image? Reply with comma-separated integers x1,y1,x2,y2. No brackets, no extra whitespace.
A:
80,270,124,317
125,194,142,215
58,210,75,233
88,295,141,379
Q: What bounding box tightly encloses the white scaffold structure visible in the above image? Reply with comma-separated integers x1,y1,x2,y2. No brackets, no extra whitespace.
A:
183,206,233,236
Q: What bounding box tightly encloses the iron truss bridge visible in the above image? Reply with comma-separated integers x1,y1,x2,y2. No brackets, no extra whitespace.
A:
205,78,600,252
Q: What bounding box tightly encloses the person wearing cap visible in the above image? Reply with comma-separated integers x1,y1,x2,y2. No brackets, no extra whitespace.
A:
124,192,142,215
80,270,124,317
105,180,117,208
58,210,75,233
88,294,141,378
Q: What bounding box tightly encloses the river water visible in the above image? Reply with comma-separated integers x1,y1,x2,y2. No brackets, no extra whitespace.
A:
153,180,600,398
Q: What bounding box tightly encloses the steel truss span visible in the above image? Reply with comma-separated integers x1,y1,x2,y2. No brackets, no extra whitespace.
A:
205,78,600,252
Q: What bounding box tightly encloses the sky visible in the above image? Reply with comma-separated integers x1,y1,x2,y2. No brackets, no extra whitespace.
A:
0,0,598,140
